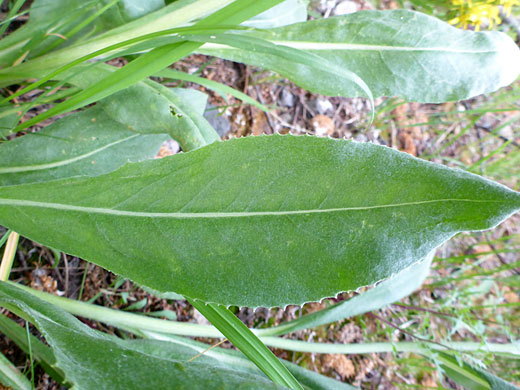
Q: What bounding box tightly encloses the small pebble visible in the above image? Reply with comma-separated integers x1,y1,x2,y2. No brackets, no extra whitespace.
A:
280,89,295,107
204,104,231,137
334,1,358,15
354,133,368,142
498,125,513,139
309,97,334,115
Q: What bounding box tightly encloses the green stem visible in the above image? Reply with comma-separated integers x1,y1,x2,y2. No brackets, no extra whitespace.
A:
9,282,221,338
0,232,19,281
0,229,12,248
8,283,518,357
25,320,35,390
259,337,520,356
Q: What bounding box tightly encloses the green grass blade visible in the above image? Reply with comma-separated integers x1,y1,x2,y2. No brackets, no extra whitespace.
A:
189,299,302,390
36,0,122,56
429,351,520,390
0,26,241,106
10,0,286,131
156,68,271,112
0,0,27,37
0,0,230,82
0,314,64,383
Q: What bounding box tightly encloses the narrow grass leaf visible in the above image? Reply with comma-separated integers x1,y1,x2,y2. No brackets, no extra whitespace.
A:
0,0,233,83
431,351,520,390
10,0,286,131
156,68,270,112
0,0,27,37
0,25,240,107
189,299,302,389
0,315,63,383
0,351,31,390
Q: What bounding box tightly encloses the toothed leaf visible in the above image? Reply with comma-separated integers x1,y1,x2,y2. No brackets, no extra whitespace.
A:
0,282,287,390
0,135,518,307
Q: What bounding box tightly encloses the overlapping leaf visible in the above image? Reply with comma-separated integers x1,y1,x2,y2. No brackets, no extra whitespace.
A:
0,135,518,307
0,105,167,186
0,282,286,390
0,68,215,185
200,9,520,102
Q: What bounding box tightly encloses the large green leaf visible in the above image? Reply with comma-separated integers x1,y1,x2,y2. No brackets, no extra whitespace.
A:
0,135,518,307
200,9,520,102
0,282,286,390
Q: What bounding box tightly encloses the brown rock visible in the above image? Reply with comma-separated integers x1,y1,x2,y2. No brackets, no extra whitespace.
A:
310,114,335,137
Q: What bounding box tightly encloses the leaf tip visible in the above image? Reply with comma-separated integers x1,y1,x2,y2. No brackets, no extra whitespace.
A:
493,31,520,88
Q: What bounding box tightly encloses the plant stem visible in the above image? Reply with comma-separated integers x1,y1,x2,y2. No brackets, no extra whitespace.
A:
8,283,518,357
9,282,221,338
259,337,519,356
0,232,19,281
0,229,12,248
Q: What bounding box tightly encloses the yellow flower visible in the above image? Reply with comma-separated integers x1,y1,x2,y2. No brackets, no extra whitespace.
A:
449,0,518,30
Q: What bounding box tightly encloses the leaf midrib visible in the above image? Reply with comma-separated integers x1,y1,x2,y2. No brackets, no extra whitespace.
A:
0,134,140,174
0,198,505,218
202,41,498,54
